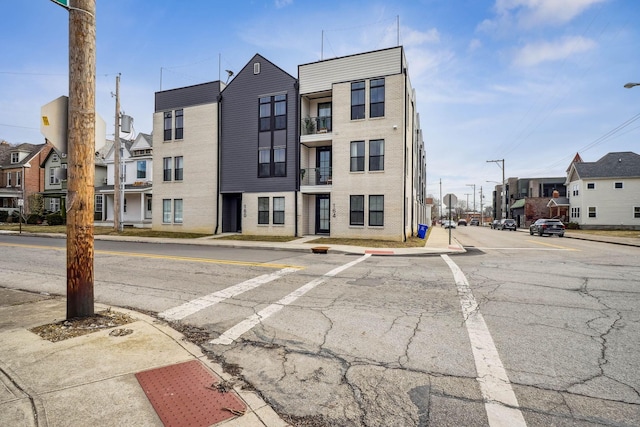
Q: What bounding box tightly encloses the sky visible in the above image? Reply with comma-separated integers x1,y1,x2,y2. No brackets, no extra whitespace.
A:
2,0,638,211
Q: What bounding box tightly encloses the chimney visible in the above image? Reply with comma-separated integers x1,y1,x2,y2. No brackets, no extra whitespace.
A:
553,190,559,198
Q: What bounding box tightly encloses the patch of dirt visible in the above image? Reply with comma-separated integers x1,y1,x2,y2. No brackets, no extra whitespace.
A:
30,309,135,342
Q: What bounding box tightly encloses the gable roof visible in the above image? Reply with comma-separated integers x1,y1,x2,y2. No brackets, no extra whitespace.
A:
572,151,640,179
0,142,48,168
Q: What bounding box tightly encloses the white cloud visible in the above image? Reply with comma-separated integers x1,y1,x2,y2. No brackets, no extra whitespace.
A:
274,0,293,9
468,38,482,51
494,0,609,28
512,36,596,67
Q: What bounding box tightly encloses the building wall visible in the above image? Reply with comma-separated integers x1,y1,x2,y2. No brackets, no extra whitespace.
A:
241,191,296,236
152,102,219,233
570,178,640,228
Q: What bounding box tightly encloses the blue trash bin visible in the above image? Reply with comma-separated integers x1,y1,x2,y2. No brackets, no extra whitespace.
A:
417,224,428,239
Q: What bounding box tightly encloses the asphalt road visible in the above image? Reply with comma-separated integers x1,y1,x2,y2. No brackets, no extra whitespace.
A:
1,231,639,426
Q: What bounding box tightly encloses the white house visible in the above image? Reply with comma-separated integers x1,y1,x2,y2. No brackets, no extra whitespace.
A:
98,133,153,228
566,151,640,229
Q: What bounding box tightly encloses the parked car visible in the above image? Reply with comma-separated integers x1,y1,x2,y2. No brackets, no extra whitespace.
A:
497,218,517,231
458,219,467,226
442,220,456,229
469,219,479,226
490,220,500,229
529,218,565,237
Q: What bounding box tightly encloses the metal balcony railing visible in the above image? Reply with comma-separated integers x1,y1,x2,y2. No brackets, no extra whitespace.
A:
300,167,332,186
301,116,332,135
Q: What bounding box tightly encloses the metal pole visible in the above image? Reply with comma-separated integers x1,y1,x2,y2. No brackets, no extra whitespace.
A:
67,0,95,319
448,194,452,245
113,74,121,232
480,186,484,226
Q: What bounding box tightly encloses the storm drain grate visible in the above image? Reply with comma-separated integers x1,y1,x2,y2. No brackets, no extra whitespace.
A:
135,360,246,427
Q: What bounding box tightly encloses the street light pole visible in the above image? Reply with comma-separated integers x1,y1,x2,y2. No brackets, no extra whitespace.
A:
466,183,476,213
486,159,505,219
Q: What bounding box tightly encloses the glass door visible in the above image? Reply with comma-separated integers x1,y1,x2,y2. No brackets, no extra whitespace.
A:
317,102,332,132
316,195,330,234
316,147,332,185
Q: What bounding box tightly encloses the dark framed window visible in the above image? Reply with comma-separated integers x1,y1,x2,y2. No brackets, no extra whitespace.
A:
163,157,172,181
615,182,623,189
274,148,286,177
258,149,270,177
162,199,171,223
351,81,365,120
369,139,384,171
259,97,271,131
634,207,640,218
11,153,19,163
137,161,146,179
587,183,595,189
174,156,184,181
163,111,172,141
95,195,103,214
258,197,269,224
350,195,364,226
370,78,385,118
273,197,285,225
588,207,597,218
369,195,384,226
274,95,286,130
174,199,183,223
350,141,364,172
175,109,184,139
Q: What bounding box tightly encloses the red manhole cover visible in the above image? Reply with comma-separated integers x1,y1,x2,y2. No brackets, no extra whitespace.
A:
135,360,246,427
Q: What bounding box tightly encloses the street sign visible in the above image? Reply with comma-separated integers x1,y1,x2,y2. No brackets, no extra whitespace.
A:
50,0,69,8
444,193,458,207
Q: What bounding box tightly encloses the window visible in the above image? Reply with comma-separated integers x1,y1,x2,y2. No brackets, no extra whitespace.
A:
174,156,184,181
351,81,365,120
369,195,384,226
572,184,579,196
95,195,103,214
163,157,172,181
123,198,127,213
369,139,384,171
6,172,11,187
614,182,623,189
175,109,183,139
350,195,364,226
258,197,269,224
587,183,595,189
369,78,385,118
254,62,260,74
174,199,183,223
49,167,60,185
350,141,364,172
11,153,19,163
162,199,171,223
137,161,146,179
258,149,270,177
50,198,60,212
273,197,285,225
52,153,59,162
16,171,21,187
164,111,172,141
571,207,580,218
588,207,597,218
274,95,286,130
259,97,271,131
273,148,286,177
635,207,640,219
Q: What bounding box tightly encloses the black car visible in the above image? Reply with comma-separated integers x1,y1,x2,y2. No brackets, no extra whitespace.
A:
497,219,516,231
469,219,480,226
529,219,565,237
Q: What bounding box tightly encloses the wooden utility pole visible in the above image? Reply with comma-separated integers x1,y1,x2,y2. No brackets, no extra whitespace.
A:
113,74,121,232
67,0,96,318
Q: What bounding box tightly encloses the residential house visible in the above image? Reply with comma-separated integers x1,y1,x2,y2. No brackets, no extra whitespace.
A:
566,151,640,229
98,133,153,227
505,177,568,227
0,141,52,217
220,54,298,235
153,81,223,233
298,46,427,240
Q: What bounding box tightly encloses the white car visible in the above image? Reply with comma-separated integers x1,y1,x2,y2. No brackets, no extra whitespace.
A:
442,220,456,229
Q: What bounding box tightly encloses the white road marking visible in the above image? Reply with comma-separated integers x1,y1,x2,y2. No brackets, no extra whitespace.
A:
158,267,300,321
211,254,372,345
441,254,527,427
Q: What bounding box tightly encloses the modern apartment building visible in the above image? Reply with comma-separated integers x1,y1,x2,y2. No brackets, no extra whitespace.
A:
298,46,427,240
152,81,223,233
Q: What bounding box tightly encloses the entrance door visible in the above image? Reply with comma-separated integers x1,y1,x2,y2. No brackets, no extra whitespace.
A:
316,147,332,185
315,195,330,234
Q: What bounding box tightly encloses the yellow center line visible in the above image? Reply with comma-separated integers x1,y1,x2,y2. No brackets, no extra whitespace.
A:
0,242,304,270
526,239,579,251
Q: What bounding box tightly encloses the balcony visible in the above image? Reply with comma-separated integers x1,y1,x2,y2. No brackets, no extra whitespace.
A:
301,116,332,136
300,167,332,193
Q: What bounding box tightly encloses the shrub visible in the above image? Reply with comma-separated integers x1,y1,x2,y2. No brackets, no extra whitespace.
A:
46,212,65,226
0,211,8,222
27,214,43,225
566,222,580,230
